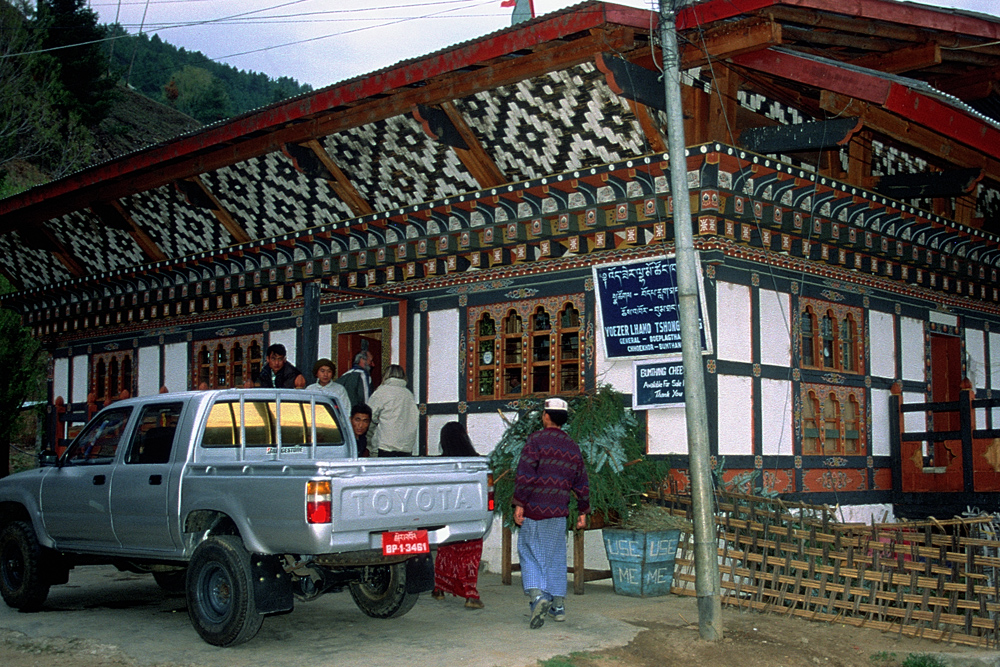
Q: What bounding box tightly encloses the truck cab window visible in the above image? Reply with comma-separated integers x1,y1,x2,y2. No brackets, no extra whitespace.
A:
64,407,133,464
125,403,182,464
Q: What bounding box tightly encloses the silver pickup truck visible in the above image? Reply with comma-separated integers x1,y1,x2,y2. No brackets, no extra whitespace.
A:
0,389,493,646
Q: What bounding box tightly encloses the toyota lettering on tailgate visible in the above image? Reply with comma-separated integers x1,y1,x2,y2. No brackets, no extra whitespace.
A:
346,485,477,518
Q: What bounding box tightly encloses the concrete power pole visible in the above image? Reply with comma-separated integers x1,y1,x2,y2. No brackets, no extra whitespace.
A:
659,0,723,641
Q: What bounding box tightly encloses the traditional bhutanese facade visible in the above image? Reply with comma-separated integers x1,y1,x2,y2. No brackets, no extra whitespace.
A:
3,0,1000,543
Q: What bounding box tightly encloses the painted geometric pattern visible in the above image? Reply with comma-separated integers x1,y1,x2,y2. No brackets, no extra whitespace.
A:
0,230,70,290
126,185,231,260
46,210,145,276
461,63,647,181
202,152,355,239
322,115,478,214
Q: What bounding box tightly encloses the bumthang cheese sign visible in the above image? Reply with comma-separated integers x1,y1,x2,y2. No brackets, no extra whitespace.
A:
593,255,712,360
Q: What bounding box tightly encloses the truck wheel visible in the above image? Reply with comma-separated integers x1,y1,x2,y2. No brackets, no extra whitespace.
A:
152,569,187,594
185,536,263,647
0,521,50,612
348,562,418,619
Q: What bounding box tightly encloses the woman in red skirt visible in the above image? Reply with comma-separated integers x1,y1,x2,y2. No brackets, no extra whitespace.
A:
432,422,485,609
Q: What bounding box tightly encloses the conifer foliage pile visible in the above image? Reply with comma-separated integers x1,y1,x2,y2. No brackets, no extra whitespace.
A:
488,385,670,530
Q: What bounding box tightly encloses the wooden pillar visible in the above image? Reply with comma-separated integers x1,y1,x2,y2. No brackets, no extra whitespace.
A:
707,66,740,145
846,131,872,188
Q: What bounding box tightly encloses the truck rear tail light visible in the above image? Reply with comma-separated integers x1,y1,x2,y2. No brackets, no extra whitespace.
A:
306,480,332,524
487,473,495,512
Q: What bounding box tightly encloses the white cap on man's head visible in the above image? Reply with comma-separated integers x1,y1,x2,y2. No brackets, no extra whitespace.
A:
544,397,568,412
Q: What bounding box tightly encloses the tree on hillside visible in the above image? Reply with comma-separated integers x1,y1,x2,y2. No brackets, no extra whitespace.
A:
0,277,45,479
163,65,232,123
36,0,117,127
0,0,93,192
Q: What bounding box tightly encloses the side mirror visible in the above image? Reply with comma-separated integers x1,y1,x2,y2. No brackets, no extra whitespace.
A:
38,450,60,467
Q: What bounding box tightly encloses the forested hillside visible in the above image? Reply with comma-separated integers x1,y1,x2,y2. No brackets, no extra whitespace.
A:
103,25,313,124
0,0,312,197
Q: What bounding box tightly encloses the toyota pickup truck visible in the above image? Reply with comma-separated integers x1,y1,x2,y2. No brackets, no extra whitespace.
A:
0,389,493,646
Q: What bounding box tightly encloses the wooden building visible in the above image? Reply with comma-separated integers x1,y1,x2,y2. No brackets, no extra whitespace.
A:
3,0,1000,534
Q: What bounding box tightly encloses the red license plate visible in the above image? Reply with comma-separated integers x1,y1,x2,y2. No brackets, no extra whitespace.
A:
382,529,430,556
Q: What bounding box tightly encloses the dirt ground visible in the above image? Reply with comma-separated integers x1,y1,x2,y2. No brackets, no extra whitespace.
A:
0,592,986,667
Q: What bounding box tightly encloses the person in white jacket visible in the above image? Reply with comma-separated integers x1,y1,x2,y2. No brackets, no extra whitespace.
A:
367,364,419,457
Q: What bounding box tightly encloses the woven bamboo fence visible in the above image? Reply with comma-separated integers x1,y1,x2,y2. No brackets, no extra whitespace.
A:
658,491,1000,649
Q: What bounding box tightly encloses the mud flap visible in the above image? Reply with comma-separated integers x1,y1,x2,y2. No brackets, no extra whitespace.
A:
405,554,434,594
251,554,293,615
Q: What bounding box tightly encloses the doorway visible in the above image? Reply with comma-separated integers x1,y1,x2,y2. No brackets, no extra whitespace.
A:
338,330,383,389
928,333,963,468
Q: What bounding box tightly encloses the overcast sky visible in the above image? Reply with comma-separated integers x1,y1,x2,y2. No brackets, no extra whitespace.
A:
88,0,1000,89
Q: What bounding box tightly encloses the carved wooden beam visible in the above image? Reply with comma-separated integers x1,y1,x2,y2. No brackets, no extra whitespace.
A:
847,42,941,75
441,101,507,189
176,176,252,245
680,17,783,70
819,91,1000,183
626,98,666,153
90,201,168,262
740,117,863,154
875,168,983,199
412,102,507,189
302,139,374,217
18,225,86,278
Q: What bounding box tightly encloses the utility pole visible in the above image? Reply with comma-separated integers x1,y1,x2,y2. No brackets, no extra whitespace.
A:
659,0,723,641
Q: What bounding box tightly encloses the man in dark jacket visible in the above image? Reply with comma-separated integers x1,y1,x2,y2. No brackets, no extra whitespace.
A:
335,349,373,406
512,396,589,629
257,343,303,389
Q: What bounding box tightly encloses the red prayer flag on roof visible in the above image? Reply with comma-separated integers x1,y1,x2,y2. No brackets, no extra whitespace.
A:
500,0,517,6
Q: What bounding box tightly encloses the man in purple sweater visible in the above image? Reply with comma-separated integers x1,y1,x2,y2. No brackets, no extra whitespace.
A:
512,397,590,629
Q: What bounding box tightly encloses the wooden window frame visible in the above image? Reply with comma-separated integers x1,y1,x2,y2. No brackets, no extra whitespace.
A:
800,383,866,456
92,350,135,403
467,294,586,401
798,299,863,374
191,334,263,390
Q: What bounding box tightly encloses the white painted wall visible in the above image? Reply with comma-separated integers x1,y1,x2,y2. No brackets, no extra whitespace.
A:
426,413,457,456
758,288,790,367
317,323,332,362
760,377,793,456
716,281,751,363
929,311,958,328
426,309,459,403
163,342,188,393
716,374,753,455
269,328,297,367
390,314,400,366
900,317,925,382
594,331,632,393
902,391,926,433
467,410,510,457
53,357,69,404
72,355,88,403
646,406,688,455
868,310,895,379
137,345,160,396
338,305,383,323
991,332,1000,392
410,311,421,403
870,388,891,457
965,327,986,390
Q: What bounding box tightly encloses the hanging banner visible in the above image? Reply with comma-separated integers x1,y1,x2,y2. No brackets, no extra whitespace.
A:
633,358,686,410
593,255,712,360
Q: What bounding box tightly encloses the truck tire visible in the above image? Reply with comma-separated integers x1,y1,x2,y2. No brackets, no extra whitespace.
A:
185,536,263,647
348,562,418,619
0,521,50,612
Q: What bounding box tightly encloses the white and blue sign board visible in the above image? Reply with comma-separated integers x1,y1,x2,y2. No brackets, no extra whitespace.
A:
633,358,685,410
593,255,712,360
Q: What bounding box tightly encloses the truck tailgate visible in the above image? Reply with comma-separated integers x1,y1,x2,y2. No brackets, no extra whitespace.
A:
329,458,491,552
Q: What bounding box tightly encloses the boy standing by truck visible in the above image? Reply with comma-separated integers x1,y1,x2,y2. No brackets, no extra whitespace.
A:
512,397,589,629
